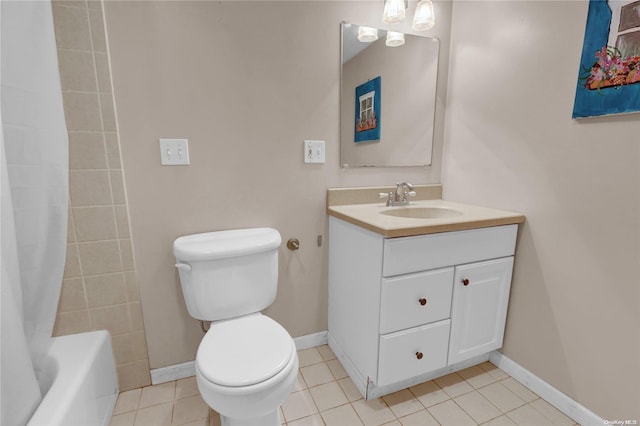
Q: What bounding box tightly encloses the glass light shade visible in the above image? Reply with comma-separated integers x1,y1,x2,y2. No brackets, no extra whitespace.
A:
412,0,435,30
357,26,379,42
383,0,405,23
385,31,405,47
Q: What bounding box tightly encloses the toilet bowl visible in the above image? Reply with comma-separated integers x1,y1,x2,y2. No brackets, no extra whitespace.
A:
195,314,298,426
173,228,298,426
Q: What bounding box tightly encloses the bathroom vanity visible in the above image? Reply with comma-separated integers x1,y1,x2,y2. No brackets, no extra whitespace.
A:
327,185,525,399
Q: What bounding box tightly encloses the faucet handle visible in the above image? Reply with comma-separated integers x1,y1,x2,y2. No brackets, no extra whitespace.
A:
407,191,416,197
379,192,393,206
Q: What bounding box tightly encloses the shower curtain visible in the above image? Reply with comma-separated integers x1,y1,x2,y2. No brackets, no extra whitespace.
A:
1,1,69,424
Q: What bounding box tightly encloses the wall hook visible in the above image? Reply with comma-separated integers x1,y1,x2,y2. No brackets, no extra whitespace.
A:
287,238,300,250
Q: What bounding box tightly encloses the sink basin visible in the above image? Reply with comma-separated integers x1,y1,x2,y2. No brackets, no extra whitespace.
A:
380,206,464,219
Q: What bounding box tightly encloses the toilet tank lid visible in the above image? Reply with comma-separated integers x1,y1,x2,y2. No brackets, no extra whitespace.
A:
174,228,281,262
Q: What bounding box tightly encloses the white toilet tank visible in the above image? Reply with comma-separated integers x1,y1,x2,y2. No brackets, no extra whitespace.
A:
173,228,281,321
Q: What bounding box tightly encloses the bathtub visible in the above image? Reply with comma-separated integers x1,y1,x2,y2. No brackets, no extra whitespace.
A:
27,330,119,426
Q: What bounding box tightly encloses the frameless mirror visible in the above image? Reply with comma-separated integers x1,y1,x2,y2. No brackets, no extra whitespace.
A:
340,22,439,167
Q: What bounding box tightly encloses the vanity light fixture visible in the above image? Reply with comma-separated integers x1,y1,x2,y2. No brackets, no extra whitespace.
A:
382,0,406,23
386,31,405,47
383,0,436,30
412,0,435,30
357,25,379,42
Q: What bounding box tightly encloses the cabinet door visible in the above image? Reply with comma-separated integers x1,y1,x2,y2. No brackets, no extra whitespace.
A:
448,257,514,365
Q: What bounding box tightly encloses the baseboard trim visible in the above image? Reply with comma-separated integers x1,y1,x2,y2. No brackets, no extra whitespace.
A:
151,330,329,385
293,330,328,350
151,360,196,385
489,351,604,426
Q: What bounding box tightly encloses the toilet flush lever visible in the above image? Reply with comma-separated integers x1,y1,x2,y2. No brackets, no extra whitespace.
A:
175,263,191,272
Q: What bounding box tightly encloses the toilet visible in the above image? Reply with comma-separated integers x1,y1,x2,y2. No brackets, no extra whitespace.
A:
173,228,298,426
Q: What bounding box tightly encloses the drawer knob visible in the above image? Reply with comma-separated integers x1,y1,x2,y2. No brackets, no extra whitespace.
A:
462,278,470,286
416,352,424,360
418,298,427,306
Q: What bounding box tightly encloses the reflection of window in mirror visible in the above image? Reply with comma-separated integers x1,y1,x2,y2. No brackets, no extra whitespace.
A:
360,92,375,125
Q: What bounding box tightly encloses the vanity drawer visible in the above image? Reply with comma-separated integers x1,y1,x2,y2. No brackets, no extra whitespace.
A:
382,225,518,277
380,268,453,334
378,320,450,386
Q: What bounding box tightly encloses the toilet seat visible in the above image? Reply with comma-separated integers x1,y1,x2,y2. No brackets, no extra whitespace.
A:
196,314,295,387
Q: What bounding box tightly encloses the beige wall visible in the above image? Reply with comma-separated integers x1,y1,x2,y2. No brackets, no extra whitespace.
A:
341,33,439,166
443,1,640,420
51,0,151,391
102,0,451,369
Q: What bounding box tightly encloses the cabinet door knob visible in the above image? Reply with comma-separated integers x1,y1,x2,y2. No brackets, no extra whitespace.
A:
462,278,470,286
416,352,424,360
418,298,427,306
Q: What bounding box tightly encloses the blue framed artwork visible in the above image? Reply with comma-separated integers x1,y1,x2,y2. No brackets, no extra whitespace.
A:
354,76,381,142
573,0,640,118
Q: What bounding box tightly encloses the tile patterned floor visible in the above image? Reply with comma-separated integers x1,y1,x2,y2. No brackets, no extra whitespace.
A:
109,345,579,426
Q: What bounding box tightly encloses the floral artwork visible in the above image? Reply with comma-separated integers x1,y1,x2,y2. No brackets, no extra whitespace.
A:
584,46,640,89
354,76,381,142
573,0,640,118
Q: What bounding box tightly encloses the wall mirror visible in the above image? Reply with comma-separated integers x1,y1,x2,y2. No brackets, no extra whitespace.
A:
340,22,439,167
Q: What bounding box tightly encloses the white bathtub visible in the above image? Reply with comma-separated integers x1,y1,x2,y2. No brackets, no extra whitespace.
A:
27,330,119,426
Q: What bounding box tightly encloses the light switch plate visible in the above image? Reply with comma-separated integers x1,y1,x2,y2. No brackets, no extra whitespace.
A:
159,138,190,165
304,140,325,164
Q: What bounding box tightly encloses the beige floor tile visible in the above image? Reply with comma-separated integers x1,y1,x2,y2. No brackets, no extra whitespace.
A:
479,382,526,413
338,377,364,402
282,390,319,422
287,413,326,426
478,362,509,381
482,415,518,425
427,400,476,426
209,410,221,426
114,388,142,414
409,380,451,408
178,420,208,426
321,404,364,426
172,394,209,425
397,410,440,426
317,344,337,361
351,398,396,426
529,399,575,425
458,365,498,389
293,372,309,391
175,376,199,400
382,389,424,418
454,391,502,423
327,359,348,379
134,402,173,426
298,348,324,367
301,362,335,387
435,373,475,398
110,411,136,426
506,404,555,426
309,381,349,411
500,378,539,403
138,382,176,408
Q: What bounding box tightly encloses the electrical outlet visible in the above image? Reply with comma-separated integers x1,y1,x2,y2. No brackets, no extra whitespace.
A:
304,140,325,164
159,139,190,165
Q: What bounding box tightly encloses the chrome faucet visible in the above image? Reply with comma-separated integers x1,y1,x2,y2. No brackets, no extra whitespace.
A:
379,182,416,206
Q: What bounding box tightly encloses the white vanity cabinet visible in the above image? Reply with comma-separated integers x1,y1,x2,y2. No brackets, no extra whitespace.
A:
328,216,518,399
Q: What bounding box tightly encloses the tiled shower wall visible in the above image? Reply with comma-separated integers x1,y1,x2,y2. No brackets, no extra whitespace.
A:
51,0,151,391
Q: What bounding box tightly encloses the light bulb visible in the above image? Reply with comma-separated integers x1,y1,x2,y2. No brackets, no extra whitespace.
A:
412,0,435,31
357,26,379,42
383,0,405,24
386,31,405,47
